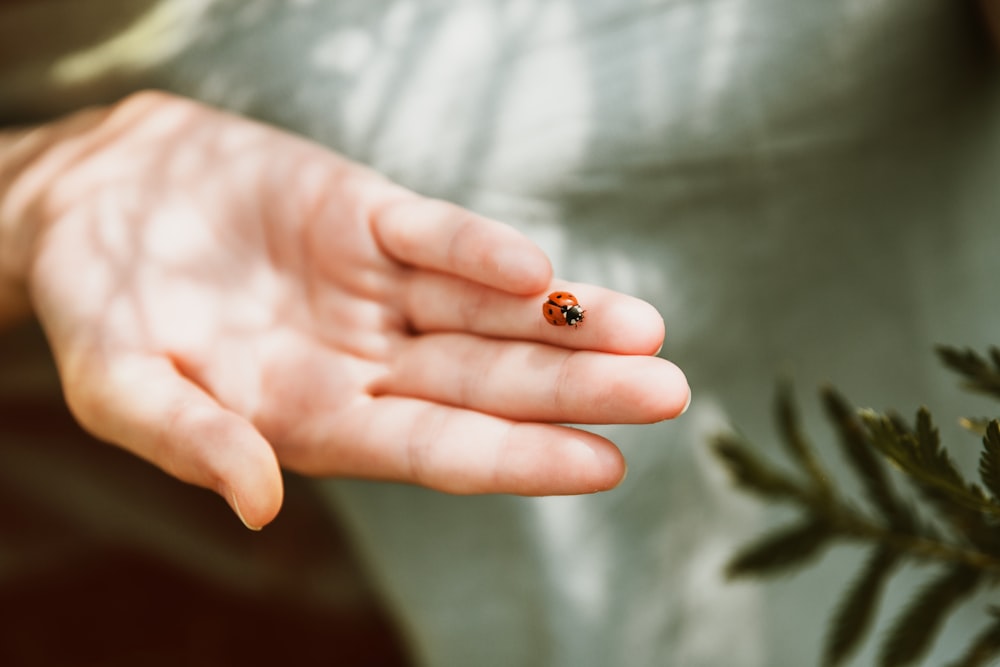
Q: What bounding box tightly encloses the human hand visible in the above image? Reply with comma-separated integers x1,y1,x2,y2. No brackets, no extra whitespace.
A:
0,92,689,528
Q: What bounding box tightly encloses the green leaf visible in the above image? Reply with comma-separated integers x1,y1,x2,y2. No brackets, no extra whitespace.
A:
979,421,1000,502
879,565,981,667
914,408,963,488
861,410,914,471
725,517,831,579
946,607,1000,667
861,410,1000,520
821,388,908,529
776,382,830,494
711,435,803,502
823,547,899,667
909,410,997,545
936,345,1000,402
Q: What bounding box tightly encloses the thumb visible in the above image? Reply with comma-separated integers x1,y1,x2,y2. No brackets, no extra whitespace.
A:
64,352,283,530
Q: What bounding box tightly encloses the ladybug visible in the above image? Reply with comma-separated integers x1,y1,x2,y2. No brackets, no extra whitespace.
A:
542,291,585,327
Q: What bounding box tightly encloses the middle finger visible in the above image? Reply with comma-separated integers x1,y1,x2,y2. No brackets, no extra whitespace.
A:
372,333,689,424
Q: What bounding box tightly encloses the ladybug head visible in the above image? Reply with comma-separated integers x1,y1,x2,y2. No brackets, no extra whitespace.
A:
565,305,584,326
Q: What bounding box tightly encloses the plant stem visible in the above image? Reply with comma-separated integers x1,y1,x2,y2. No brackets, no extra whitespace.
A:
826,500,1000,573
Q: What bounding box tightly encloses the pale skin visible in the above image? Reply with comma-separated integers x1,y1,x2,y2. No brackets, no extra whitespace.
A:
0,91,690,529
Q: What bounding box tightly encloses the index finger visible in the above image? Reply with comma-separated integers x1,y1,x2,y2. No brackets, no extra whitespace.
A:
373,196,552,294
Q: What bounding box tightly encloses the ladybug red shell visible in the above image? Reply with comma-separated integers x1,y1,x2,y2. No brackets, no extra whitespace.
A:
542,291,585,327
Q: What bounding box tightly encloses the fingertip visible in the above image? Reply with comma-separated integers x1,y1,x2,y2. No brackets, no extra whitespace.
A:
228,491,263,531
649,359,691,421
214,432,283,530
617,459,629,487
375,196,553,293
589,293,665,355
226,472,283,530
495,241,553,295
76,354,287,529
647,310,667,356
607,356,690,423
679,389,692,416
537,285,667,355
545,431,627,494
586,437,628,492
167,408,284,530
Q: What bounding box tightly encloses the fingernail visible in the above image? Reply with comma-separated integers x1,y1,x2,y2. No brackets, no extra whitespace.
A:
680,390,692,416
229,490,263,531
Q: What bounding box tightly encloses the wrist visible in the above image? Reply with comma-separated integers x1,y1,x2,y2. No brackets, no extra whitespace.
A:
0,103,113,328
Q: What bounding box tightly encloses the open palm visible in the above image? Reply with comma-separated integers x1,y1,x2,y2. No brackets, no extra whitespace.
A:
18,93,689,528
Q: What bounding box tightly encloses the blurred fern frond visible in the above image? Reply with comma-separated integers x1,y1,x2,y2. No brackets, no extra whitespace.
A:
713,346,1000,667
936,345,1000,401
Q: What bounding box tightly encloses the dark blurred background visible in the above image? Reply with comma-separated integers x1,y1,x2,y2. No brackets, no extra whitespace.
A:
0,322,411,666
